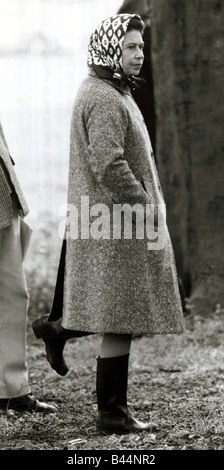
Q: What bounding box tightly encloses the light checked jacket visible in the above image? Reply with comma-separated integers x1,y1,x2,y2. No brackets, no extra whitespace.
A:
0,121,29,229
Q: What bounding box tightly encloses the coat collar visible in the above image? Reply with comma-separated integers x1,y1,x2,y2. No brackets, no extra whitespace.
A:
88,70,132,96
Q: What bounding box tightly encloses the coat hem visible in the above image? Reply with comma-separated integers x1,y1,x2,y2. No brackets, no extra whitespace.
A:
61,322,185,336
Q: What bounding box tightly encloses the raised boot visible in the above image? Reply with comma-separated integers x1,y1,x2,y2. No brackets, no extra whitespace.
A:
32,315,91,376
96,354,158,434
32,315,70,375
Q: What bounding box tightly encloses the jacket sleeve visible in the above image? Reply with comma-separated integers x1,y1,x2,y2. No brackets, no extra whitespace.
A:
84,86,151,207
0,122,15,164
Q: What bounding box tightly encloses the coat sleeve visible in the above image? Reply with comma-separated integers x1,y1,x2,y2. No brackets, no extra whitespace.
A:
84,86,151,206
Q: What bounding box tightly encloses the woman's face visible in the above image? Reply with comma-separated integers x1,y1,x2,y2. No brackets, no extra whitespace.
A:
122,29,144,76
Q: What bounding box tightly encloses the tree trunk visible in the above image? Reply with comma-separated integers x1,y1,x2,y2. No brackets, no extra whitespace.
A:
150,0,224,314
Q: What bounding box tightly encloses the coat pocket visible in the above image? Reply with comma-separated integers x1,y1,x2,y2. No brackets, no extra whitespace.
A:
142,177,154,199
142,176,166,220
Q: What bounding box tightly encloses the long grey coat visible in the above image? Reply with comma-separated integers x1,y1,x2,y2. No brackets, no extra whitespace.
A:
62,72,185,334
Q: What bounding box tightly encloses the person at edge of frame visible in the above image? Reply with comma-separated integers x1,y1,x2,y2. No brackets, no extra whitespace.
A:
32,14,185,434
0,120,57,413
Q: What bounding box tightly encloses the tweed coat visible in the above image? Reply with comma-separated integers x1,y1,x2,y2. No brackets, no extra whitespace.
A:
0,122,29,229
62,72,185,334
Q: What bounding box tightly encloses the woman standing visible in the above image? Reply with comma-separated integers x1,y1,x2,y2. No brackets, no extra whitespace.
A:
34,14,185,433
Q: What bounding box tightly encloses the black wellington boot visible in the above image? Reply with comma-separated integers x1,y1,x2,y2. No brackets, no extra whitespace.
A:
32,315,91,376
96,354,158,434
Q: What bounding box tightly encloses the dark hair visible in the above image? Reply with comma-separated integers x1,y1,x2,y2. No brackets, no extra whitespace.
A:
126,16,145,33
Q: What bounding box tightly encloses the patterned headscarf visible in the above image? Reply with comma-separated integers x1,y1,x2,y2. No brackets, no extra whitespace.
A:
87,14,145,89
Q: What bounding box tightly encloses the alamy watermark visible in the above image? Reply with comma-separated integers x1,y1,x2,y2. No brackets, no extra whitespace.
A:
58,196,167,250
